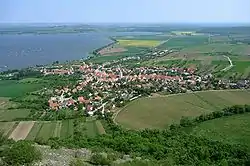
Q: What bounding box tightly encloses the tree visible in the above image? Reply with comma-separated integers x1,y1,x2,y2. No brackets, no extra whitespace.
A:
2,141,41,165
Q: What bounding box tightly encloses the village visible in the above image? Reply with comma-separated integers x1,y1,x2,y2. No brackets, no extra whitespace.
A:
42,57,250,117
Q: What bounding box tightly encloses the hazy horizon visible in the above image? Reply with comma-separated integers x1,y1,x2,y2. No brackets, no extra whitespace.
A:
1,0,250,24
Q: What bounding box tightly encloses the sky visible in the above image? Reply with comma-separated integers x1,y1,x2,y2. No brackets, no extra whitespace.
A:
0,0,250,23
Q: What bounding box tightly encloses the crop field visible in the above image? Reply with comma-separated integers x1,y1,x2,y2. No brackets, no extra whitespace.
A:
60,119,74,138
0,122,18,136
191,113,250,148
95,120,106,134
115,90,250,129
0,98,30,121
114,34,171,40
8,121,35,141
0,80,44,97
0,118,106,141
181,43,250,55
157,36,209,49
118,39,161,47
18,78,42,83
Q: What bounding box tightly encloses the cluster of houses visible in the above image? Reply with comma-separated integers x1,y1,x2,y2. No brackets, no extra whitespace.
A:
42,50,250,116
45,62,212,116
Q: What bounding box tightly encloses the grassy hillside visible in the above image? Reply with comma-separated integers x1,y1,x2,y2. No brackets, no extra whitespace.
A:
115,90,250,129
191,113,250,148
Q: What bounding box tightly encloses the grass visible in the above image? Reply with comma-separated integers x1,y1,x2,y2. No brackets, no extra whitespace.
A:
18,78,42,83
118,39,161,47
95,120,106,135
60,119,74,138
53,121,62,137
0,97,30,121
0,109,30,121
191,113,250,148
0,122,17,136
25,122,43,140
85,120,99,137
0,80,44,97
157,36,208,49
36,122,57,141
115,90,250,129
182,43,250,55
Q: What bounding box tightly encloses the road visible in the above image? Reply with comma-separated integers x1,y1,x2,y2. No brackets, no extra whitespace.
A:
221,55,233,71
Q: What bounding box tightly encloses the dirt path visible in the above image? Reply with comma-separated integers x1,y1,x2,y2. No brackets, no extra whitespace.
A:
221,55,233,71
156,37,173,47
9,121,35,141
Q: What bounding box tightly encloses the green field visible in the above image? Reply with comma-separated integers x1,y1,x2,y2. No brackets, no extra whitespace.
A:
60,119,74,138
26,122,43,140
0,97,30,121
191,113,250,148
36,122,57,141
95,120,106,135
0,122,17,136
0,80,44,97
182,43,250,55
115,90,250,129
0,117,106,141
157,36,208,49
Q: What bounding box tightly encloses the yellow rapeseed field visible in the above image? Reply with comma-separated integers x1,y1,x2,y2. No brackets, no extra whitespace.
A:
118,39,161,47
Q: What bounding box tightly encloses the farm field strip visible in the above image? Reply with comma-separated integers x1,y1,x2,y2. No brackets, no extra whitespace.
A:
53,121,62,137
36,122,57,141
95,120,106,135
25,122,43,141
85,120,99,137
60,120,74,138
117,39,161,47
0,109,30,122
68,119,74,137
0,122,17,136
8,121,35,141
115,90,250,129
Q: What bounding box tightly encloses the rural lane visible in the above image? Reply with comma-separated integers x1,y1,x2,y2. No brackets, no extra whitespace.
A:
221,55,233,71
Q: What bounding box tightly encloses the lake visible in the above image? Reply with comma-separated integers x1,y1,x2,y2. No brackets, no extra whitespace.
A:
0,32,159,70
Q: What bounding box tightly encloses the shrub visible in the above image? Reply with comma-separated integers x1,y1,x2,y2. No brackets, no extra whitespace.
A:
91,153,111,166
2,141,41,165
69,158,88,166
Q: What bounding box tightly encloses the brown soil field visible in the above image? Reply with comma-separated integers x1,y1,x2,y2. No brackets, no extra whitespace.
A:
98,47,127,55
9,121,35,141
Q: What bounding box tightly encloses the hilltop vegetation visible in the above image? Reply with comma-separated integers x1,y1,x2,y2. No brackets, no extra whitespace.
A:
191,113,250,148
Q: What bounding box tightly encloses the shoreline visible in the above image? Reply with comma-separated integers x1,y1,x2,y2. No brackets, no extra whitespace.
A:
91,37,118,56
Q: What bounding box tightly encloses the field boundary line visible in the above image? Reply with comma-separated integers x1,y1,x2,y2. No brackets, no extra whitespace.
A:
184,101,215,112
